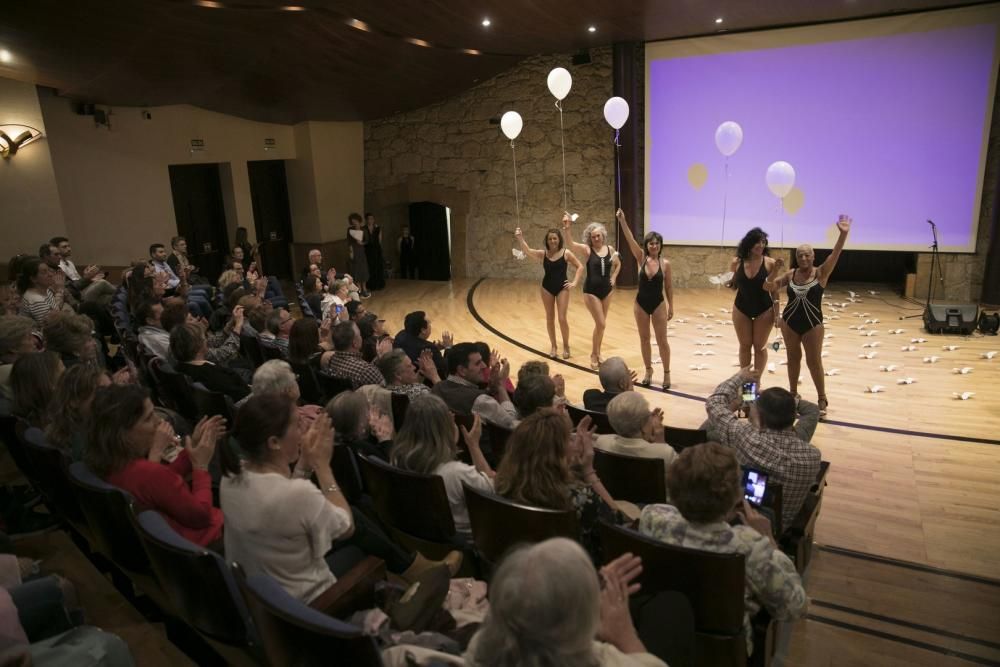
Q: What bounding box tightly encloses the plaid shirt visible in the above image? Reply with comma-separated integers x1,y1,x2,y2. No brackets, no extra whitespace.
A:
323,350,385,389
706,373,821,528
640,504,808,654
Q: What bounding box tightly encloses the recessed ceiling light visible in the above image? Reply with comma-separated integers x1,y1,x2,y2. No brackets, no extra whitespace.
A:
346,18,370,32
280,5,306,11
406,37,431,48
463,48,482,56
715,17,724,24
588,25,597,33
481,18,491,27
0,50,11,64
193,0,224,8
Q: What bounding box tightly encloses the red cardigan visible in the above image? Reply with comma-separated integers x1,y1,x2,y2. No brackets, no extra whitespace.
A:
107,449,223,547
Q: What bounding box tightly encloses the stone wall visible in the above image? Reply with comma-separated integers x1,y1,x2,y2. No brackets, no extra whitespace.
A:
364,49,616,280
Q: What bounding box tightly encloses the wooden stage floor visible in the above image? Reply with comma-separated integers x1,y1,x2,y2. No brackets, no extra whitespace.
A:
365,278,1000,666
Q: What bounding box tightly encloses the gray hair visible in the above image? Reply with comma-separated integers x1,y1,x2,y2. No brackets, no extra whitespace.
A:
251,360,298,397
325,390,369,439
581,222,608,247
598,356,628,392
607,391,650,438
467,538,600,667
0,316,35,360
376,348,409,384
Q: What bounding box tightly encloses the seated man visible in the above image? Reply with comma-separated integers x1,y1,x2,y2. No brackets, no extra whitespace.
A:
166,235,210,287
136,300,169,360
582,357,635,413
321,321,384,389
261,308,293,357
595,392,677,493
149,243,213,318
160,300,243,367
394,310,450,378
705,370,822,528
170,322,251,402
639,442,808,656
432,342,517,430
377,348,440,399
50,236,116,306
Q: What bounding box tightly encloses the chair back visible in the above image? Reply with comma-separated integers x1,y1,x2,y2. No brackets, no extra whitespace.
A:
240,333,266,367
389,392,409,429
566,404,614,434
463,483,579,573
67,462,152,574
598,521,749,665
133,510,258,649
0,415,41,489
331,445,364,504
317,373,353,402
232,563,382,667
150,358,198,419
290,361,325,405
19,428,87,530
356,455,456,544
190,383,235,422
262,344,286,361
593,448,666,505
482,421,512,464
663,426,708,452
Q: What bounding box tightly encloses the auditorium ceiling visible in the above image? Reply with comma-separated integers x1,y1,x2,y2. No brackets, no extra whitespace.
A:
0,0,985,123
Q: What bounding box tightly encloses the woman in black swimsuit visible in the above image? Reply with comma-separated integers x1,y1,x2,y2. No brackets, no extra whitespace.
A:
616,209,674,389
765,215,852,416
729,228,779,375
561,214,621,369
515,225,582,359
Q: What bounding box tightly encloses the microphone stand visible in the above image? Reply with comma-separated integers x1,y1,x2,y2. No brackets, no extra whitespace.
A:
903,220,943,320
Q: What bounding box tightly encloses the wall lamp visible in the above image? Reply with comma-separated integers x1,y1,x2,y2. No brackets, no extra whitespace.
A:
0,124,43,158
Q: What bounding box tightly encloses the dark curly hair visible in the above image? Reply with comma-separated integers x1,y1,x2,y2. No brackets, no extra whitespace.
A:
730,228,770,290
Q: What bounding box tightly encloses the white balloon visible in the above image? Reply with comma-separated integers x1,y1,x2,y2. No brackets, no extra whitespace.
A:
500,111,523,140
765,161,796,198
714,121,743,157
603,97,630,130
547,67,572,101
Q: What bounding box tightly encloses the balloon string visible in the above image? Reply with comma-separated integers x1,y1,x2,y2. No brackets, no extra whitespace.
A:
511,140,520,229
614,129,622,211
721,157,729,251
779,197,785,251
557,100,568,212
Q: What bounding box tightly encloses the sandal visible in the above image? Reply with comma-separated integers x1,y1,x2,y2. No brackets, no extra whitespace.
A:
662,370,671,390
562,347,571,359
590,355,601,370
641,367,653,386
818,395,828,417
549,347,558,359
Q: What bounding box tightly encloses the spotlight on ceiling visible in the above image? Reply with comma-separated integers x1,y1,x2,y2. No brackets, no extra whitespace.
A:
346,18,371,32
481,18,491,27
0,125,43,159
405,37,431,48
715,17,724,24
193,0,224,8
588,25,597,33
0,49,11,64
280,5,307,11
462,49,482,56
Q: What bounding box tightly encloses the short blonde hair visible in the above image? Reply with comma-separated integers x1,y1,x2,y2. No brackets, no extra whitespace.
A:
606,391,651,438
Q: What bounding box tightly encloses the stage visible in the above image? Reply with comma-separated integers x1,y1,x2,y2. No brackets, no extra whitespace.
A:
363,278,1000,665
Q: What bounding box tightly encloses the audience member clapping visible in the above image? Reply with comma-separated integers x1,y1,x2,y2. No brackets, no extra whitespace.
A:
583,357,636,413
377,348,439,399
170,323,251,401
432,343,517,430
595,392,677,492
17,257,71,324
326,390,393,461
44,364,112,461
41,311,101,368
322,321,384,389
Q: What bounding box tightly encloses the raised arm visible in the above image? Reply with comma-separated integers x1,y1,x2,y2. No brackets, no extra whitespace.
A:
615,209,644,265
817,215,851,285
564,249,583,289
514,228,545,262
729,256,741,274
561,213,590,256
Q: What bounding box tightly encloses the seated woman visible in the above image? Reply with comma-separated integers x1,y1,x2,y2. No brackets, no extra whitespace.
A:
301,274,325,320
595,392,677,494
85,384,224,547
221,393,459,605
288,318,334,370
41,311,102,369
390,394,493,536
639,442,808,655
460,538,665,667
513,373,557,419
10,351,64,427
44,364,111,461
327,390,393,461
494,410,626,563
17,257,72,325
170,323,251,402
0,316,39,402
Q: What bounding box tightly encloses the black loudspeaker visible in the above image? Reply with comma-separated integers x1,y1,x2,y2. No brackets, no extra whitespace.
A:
923,304,979,335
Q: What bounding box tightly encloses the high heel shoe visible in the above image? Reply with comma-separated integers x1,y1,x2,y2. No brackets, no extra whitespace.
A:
549,347,558,359
562,347,571,359
662,370,671,390
590,355,601,370
817,395,828,417
641,367,653,386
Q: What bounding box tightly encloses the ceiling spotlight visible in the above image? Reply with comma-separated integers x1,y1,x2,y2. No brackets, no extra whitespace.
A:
0,49,11,64
405,37,431,48
193,0,224,7
588,25,597,33
280,5,307,11
462,48,482,56
481,18,491,27
715,17,724,24
346,18,370,32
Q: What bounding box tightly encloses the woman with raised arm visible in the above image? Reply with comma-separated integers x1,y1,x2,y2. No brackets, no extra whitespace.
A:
765,215,852,416
615,209,674,389
729,228,780,375
561,214,621,370
515,225,583,359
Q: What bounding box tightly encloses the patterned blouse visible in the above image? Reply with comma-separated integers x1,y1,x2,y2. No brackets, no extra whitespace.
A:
639,504,808,654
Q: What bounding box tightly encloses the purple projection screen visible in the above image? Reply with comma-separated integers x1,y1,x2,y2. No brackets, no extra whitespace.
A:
645,15,998,252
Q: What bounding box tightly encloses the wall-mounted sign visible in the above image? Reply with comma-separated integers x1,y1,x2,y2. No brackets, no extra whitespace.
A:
190,139,206,152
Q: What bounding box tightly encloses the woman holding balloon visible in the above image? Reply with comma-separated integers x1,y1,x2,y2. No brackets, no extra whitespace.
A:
561,215,621,370
614,208,673,389
514,225,582,359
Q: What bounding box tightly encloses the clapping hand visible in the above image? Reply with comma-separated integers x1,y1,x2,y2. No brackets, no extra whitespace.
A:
231,305,245,332
417,349,440,382
187,415,226,470
597,553,644,650
148,420,177,463
441,331,454,349
570,415,597,469
368,406,394,442
376,336,394,359
459,413,483,451
301,413,334,473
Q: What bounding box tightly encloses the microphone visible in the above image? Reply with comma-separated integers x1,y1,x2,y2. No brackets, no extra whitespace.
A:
927,219,935,226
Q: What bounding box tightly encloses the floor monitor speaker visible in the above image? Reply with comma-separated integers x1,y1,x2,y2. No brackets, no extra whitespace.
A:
923,304,978,335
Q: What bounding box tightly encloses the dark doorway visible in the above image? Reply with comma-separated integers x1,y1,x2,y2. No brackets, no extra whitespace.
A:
168,163,229,284
798,249,915,286
248,160,294,280
408,202,451,281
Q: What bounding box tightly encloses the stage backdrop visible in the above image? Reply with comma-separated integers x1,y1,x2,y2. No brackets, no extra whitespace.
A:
644,5,1000,253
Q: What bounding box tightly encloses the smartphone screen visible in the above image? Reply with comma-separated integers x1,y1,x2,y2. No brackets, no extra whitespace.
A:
741,381,758,403
742,469,768,506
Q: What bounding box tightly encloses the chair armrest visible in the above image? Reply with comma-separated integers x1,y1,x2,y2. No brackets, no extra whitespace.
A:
781,494,820,541
811,461,830,493
308,556,386,618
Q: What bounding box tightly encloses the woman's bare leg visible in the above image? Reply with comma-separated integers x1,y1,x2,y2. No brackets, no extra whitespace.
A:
541,288,557,354
732,307,754,368
556,289,571,354
584,294,607,364
782,321,803,395
633,302,653,382
751,309,775,375
650,302,670,387
802,324,826,402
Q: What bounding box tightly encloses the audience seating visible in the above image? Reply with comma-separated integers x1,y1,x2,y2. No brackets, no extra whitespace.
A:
149,358,199,420
240,333,266,367
19,428,92,543
463,482,580,577
261,344,286,361
190,383,236,422
389,392,409,429
356,454,461,559
132,510,262,667
598,520,775,667
0,415,43,495
566,404,614,434
776,460,830,573
330,445,365,505
481,421,512,464
232,563,383,667
316,374,353,402
290,361,325,405
593,448,667,505
663,426,709,452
